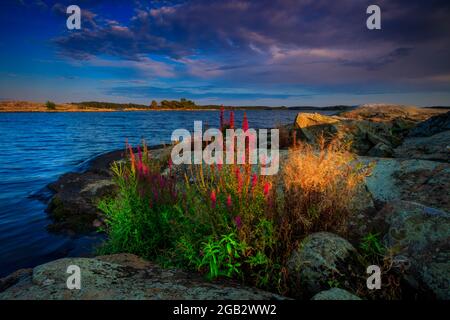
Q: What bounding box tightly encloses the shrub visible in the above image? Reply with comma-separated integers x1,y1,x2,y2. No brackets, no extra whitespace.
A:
279,136,371,254
177,162,280,288
98,144,184,259
46,101,56,110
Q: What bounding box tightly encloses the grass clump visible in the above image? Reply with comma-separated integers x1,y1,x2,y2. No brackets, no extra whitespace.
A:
279,136,370,252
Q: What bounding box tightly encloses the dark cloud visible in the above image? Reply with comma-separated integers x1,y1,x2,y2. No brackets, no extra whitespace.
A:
105,84,311,100
31,0,450,96
54,0,450,57
340,47,413,70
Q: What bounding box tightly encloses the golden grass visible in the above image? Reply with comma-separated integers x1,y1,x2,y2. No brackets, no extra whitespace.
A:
278,136,371,247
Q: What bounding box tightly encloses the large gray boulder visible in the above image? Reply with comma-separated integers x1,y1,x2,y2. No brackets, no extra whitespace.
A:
379,201,450,299
286,232,362,299
0,254,286,300
394,111,450,163
394,131,450,163
408,111,450,137
360,157,450,212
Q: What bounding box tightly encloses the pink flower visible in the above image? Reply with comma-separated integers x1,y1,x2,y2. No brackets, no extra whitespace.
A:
263,182,271,198
242,112,249,132
168,157,173,170
235,168,243,193
137,146,143,162
234,216,242,229
229,111,235,129
226,194,232,209
235,167,240,179
217,163,223,171
210,190,217,208
251,174,258,188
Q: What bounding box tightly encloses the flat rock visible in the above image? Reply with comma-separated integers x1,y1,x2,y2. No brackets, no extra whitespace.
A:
0,254,286,300
360,157,450,212
340,104,446,123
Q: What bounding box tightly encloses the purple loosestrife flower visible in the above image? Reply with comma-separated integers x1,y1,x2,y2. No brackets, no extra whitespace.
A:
226,194,232,209
229,111,235,129
234,216,242,230
242,112,249,132
210,190,217,208
263,182,271,198
251,174,258,189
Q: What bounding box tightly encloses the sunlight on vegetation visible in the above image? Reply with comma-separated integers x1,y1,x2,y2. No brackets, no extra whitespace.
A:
98,113,371,293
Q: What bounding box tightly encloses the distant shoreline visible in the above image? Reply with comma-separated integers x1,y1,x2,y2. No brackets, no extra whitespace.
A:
0,101,357,113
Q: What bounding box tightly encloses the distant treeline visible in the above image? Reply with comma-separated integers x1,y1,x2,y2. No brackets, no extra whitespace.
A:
72,101,149,109
72,100,356,111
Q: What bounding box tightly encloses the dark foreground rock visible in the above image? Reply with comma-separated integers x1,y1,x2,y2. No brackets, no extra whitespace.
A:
0,254,285,300
311,288,361,300
394,112,450,163
46,145,172,233
286,232,362,299
379,201,450,300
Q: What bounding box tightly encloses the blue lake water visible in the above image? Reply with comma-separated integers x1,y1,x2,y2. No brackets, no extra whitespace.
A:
0,109,327,277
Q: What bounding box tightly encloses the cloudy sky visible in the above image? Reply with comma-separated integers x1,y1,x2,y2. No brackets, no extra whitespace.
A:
0,0,449,106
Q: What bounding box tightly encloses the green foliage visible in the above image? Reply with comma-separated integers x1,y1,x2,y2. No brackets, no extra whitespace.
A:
45,101,56,110
359,232,386,263
98,112,371,295
198,233,243,279
98,153,183,258
98,138,282,291
150,100,158,108
160,98,196,109
73,101,149,110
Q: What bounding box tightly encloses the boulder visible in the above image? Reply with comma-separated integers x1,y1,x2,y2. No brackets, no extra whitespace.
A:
311,288,361,300
340,104,446,124
0,254,286,300
47,172,117,233
360,157,450,212
378,201,450,299
408,111,450,137
293,112,398,155
46,145,173,233
294,113,340,142
286,232,362,299
394,131,449,163
367,142,394,157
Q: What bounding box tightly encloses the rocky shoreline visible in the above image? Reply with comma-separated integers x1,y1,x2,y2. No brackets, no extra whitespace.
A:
1,105,449,300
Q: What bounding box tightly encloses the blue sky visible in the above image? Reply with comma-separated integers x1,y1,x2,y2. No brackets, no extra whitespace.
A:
0,0,449,106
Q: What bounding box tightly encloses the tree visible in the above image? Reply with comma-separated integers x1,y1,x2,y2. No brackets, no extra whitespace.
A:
46,101,56,110
150,100,158,108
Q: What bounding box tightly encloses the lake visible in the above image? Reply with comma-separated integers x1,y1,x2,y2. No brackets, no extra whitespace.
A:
0,109,330,277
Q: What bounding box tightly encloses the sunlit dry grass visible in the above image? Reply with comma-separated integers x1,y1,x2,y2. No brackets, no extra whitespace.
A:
278,136,371,249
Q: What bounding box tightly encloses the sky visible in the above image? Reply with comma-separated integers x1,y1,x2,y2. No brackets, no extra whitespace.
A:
0,0,449,107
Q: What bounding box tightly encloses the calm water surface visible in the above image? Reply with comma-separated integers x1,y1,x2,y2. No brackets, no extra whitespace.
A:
0,109,326,277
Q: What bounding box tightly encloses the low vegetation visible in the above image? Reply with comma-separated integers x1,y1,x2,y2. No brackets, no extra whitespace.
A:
98,112,373,294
